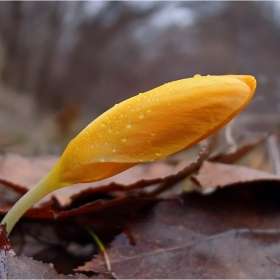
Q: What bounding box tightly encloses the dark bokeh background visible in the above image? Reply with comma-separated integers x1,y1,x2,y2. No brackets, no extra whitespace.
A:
0,1,280,155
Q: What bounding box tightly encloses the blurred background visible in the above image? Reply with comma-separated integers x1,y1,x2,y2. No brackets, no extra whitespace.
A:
0,1,280,156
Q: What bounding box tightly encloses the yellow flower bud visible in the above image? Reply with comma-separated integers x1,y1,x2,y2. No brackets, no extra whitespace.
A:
1,74,256,235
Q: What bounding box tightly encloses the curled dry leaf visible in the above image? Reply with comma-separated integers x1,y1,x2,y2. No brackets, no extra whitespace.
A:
0,149,207,220
0,153,175,207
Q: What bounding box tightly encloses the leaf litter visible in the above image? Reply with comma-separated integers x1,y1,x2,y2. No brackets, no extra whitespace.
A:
2,131,280,277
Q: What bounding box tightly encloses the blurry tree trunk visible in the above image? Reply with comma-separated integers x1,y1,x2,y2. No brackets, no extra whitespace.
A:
0,1,26,89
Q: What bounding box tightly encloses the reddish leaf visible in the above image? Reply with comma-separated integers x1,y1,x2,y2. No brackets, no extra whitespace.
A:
0,150,207,219
0,154,177,207
191,161,280,192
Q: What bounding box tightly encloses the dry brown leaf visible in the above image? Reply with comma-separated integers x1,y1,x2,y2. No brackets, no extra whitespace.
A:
0,224,89,279
0,150,207,219
209,134,266,164
77,186,280,278
191,161,280,192
0,154,178,207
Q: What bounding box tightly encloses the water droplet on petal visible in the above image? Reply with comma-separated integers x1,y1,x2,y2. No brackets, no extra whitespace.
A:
69,161,80,169
150,158,155,162
122,136,127,143
156,151,162,157
112,148,117,153
151,131,156,136
100,157,105,162
147,108,151,113
139,112,145,119
194,74,201,78
139,159,143,162
108,126,113,132
126,120,133,128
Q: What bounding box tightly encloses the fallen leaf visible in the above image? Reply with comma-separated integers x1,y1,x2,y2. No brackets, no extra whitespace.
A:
209,134,267,165
77,186,280,278
0,150,207,219
0,154,176,207
0,224,89,279
191,160,280,192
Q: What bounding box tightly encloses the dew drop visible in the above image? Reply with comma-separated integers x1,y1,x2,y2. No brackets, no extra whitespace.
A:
112,148,117,153
100,157,106,162
156,151,162,157
101,121,106,127
98,131,103,137
69,161,80,170
139,159,143,162
108,126,113,132
122,136,127,143
150,158,155,162
139,112,145,119
147,108,151,113
194,74,201,78
73,145,78,156
151,131,156,136
126,120,133,128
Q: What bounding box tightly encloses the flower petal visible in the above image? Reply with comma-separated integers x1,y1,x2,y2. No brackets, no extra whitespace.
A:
57,75,256,184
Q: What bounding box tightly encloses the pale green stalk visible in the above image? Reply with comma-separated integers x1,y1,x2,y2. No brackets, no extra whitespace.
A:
1,167,65,236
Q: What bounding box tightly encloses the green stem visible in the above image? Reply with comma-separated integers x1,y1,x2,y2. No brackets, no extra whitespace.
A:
86,228,111,271
1,167,65,236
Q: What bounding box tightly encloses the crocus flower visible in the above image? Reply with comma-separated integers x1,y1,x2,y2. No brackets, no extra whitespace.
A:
1,74,256,235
